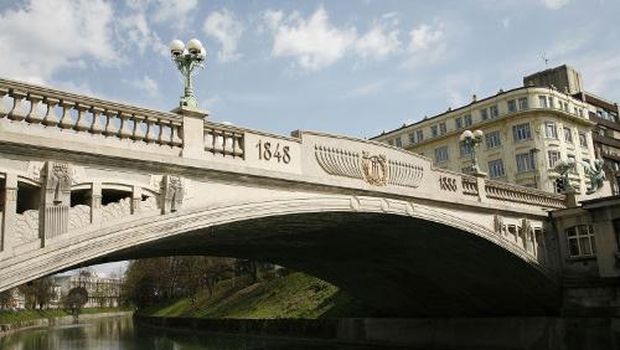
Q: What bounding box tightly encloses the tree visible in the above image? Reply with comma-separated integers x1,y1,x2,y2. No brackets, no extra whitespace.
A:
18,276,54,309
0,289,14,310
63,287,88,322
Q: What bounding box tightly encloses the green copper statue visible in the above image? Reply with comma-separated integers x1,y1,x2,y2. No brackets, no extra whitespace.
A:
582,159,606,194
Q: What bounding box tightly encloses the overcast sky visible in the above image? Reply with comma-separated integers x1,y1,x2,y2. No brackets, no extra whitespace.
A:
1,0,619,275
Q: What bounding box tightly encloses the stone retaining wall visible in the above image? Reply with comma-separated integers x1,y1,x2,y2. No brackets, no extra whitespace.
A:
0,311,132,336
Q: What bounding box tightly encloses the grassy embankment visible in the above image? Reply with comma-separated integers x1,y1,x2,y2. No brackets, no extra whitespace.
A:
0,307,130,325
140,272,371,319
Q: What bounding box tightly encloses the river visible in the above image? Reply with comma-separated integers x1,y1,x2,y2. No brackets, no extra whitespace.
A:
0,315,390,350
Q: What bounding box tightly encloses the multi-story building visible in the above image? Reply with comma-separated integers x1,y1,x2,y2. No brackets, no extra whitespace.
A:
372,83,596,194
524,65,620,194
52,271,122,308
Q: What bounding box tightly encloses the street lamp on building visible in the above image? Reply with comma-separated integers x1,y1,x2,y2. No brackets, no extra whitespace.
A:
170,38,206,109
460,129,484,174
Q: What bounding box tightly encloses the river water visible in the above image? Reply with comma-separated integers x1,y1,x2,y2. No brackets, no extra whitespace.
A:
0,315,388,350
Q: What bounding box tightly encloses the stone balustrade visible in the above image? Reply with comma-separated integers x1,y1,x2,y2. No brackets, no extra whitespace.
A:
461,175,479,196
204,123,244,158
0,79,183,147
485,179,565,209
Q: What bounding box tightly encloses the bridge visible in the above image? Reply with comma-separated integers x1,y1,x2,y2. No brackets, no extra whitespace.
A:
0,78,570,316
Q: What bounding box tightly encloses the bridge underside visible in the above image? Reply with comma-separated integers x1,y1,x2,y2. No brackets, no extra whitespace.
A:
90,212,560,317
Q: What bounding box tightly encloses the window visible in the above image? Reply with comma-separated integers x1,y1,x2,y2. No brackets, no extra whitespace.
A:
539,95,548,108
564,127,573,144
416,130,424,143
545,122,558,139
395,137,402,147
566,225,596,257
455,117,463,129
507,100,517,113
518,97,528,110
567,154,576,172
488,159,505,178
513,123,531,142
485,131,501,149
464,114,472,127
549,96,555,108
431,125,438,137
435,146,449,163
480,108,489,121
439,122,447,135
548,150,561,168
459,141,472,156
516,153,535,172
579,132,587,147
578,108,584,117
563,101,569,112
489,104,499,118
408,132,416,144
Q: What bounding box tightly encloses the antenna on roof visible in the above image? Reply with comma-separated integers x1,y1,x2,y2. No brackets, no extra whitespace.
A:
541,51,550,67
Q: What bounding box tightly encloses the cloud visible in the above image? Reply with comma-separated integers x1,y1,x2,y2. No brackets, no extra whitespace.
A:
403,20,447,69
152,0,197,23
263,7,357,71
541,0,570,10
0,0,117,83
203,9,244,62
354,20,401,59
125,75,159,97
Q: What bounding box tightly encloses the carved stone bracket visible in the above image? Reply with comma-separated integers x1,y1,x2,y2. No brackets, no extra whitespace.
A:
314,145,423,187
40,161,72,245
160,175,184,214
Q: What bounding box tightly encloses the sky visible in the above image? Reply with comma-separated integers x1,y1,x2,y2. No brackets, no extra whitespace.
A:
1,0,619,275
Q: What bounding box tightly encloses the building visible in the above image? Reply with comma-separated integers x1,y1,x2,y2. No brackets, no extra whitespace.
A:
52,271,122,309
524,65,620,194
372,82,596,194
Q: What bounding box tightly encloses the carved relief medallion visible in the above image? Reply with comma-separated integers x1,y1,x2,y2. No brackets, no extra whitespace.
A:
361,151,388,186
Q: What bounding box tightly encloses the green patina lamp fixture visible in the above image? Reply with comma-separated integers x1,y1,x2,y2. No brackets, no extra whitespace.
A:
170,38,206,109
460,129,484,174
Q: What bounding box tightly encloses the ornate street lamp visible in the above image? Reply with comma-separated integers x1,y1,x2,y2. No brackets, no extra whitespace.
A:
170,38,206,109
460,129,484,174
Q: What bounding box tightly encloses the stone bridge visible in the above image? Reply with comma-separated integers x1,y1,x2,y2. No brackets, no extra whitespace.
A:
0,78,569,316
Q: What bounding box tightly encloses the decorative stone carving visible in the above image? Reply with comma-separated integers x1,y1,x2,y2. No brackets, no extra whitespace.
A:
14,210,39,245
314,145,424,187
314,145,363,179
141,196,159,212
439,176,457,192
69,205,91,231
388,160,423,188
361,152,388,186
40,161,72,244
101,198,132,223
521,218,534,250
161,175,184,214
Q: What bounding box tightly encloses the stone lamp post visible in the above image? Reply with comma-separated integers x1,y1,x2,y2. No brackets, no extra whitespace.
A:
170,38,206,109
460,129,484,174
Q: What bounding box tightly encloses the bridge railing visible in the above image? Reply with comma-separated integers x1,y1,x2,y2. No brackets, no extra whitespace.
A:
0,79,184,147
484,179,566,209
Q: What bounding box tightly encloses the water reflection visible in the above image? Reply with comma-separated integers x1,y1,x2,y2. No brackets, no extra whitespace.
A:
0,316,385,350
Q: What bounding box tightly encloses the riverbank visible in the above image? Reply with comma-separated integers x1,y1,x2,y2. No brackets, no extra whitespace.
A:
134,315,620,349
139,272,371,319
0,308,132,336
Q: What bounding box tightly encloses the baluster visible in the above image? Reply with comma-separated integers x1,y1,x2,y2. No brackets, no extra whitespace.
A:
25,94,44,124
74,103,90,131
214,130,224,153
59,101,75,129
7,90,27,121
132,115,146,141
204,129,214,152
145,118,157,143
42,97,60,126
158,119,168,145
103,110,118,136
90,107,104,134
0,88,8,118
118,112,133,139
171,122,183,147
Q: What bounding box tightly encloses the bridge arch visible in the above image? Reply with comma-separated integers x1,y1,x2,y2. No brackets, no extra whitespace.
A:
1,195,559,316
